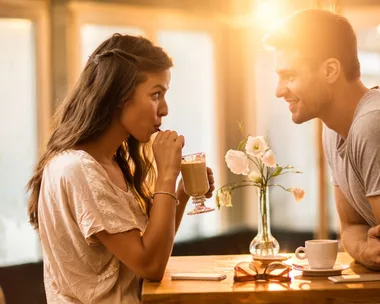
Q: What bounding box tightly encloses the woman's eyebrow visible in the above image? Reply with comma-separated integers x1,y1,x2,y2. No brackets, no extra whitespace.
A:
151,84,168,91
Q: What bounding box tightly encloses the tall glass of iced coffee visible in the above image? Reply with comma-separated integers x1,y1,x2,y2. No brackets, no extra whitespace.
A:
181,152,214,215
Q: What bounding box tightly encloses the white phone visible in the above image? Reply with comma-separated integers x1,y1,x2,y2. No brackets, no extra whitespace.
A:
171,273,227,281
328,274,380,283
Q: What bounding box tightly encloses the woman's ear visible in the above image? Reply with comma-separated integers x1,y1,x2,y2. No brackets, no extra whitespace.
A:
117,99,128,109
321,58,341,84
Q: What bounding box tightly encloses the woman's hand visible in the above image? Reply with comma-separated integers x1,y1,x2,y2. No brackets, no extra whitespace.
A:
204,167,215,198
153,130,184,182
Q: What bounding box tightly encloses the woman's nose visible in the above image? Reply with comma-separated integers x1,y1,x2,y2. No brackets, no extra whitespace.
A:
159,100,168,117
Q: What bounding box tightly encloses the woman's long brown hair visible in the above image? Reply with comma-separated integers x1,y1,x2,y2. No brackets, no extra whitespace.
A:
27,34,173,229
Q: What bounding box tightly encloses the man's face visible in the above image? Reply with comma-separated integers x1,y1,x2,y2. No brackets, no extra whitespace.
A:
274,49,329,124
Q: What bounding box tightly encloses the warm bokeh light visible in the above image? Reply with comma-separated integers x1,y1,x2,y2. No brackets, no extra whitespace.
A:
377,24,380,35
0,18,31,30
215,0,284,31
255,0,282,32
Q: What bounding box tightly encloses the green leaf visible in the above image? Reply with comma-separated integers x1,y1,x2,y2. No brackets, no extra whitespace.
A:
238,121,244,133
272,166,283,177
283,165,294,169
237,138,248,151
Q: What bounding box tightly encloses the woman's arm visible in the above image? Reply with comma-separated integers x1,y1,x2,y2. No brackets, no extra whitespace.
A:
97,130,184,281
96,175,178,281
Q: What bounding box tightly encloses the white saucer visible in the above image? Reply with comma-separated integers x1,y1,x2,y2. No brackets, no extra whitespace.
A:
252,254,291,265
292,263,350,277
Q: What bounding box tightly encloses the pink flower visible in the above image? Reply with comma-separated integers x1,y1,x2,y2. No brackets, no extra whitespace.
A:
248,170,261,183
225,149,250,175
262,150,276,167
290,187,305,202
216,189,232,208
245,136,268,156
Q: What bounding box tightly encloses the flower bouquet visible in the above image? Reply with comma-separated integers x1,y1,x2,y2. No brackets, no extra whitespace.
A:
216,128,304,256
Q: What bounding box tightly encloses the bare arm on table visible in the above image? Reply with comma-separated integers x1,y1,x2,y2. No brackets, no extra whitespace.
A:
335,185,380,271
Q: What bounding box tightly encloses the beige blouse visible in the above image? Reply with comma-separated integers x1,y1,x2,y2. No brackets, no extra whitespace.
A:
38,150,148,303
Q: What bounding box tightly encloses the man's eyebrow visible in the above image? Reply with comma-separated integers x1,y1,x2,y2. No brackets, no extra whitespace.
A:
151,84,168,91
275,69,296,75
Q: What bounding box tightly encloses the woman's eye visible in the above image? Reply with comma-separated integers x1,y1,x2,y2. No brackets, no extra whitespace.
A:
152,92,161,100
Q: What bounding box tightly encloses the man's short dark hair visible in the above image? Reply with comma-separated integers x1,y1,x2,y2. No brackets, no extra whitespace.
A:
264,9,360,81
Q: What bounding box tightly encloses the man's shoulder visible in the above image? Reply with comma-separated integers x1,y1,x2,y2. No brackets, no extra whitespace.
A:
355,89,380,119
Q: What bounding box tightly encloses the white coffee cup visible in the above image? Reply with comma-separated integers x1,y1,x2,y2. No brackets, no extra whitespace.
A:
295,239,338,269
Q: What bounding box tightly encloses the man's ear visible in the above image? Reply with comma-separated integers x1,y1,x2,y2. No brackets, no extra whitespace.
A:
321,58,341,84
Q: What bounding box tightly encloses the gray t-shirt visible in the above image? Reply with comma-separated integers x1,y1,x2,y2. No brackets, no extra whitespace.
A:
323,89,380,227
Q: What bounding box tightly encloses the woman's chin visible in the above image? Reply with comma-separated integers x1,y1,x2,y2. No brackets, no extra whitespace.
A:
135,134,152,143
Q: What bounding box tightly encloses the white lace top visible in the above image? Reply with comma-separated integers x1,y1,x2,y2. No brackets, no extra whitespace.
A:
38,150,148,303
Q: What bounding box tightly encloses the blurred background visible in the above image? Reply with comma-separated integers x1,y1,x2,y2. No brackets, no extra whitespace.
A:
1,0,380,302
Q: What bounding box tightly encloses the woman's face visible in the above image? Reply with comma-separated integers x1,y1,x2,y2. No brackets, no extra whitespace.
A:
120,69,171,143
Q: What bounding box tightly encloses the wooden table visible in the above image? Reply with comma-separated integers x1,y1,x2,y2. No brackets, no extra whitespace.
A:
142,253,380,304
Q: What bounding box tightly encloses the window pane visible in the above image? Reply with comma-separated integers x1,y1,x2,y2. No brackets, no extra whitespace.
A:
359,51,380,76
80,24,145,66
0,19,40,266
158,31,220,241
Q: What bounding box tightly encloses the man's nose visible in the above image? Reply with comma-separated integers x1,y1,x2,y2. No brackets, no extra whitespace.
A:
275,83,288,98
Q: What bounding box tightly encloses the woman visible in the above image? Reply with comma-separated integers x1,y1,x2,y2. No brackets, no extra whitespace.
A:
27,34,215,303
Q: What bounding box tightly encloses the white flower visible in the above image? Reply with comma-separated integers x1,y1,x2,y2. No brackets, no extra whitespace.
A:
262,149,277,167
290,187,305,202
216,189,232,207
245,136,268,156
248,170,261,183
225,149,250,175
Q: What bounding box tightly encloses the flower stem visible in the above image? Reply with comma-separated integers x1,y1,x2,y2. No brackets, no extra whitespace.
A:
258,186,273,255
268,183,290,192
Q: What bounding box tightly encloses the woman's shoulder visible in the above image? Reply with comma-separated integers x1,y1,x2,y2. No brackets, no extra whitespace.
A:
45,149,106,181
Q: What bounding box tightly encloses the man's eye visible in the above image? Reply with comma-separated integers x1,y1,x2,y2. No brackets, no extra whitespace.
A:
284,74,295,81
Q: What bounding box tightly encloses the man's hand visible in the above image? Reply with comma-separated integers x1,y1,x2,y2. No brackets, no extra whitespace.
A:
359,225,380,271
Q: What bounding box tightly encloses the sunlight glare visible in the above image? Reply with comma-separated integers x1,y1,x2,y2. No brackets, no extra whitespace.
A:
255,0,281,32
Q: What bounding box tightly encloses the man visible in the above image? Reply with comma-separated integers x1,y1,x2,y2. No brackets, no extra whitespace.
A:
264,8,380,271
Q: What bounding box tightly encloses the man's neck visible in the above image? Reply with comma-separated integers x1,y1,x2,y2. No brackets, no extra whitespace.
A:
320,80,369,138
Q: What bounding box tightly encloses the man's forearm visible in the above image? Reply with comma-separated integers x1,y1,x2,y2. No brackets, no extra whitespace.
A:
341,223,371,265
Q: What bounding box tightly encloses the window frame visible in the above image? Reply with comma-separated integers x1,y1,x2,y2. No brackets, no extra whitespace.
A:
0,0,52,152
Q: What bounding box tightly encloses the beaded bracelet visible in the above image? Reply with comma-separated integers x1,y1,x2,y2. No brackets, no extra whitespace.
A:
151,191,180,206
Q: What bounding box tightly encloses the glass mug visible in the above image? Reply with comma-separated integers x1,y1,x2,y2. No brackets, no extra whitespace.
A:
181,152,214,215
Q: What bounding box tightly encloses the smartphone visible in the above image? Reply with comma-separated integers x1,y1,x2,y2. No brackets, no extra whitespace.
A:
171,273,227,281
328,274,380,283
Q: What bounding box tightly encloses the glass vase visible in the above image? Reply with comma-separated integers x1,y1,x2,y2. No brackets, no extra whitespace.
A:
249,186,280,256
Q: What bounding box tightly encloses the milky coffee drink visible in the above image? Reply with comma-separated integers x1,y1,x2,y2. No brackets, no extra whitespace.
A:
181,161,209,197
